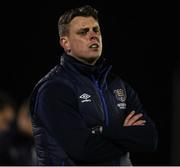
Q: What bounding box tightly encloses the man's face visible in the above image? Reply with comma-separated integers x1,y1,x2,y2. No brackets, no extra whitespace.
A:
61,16,102,64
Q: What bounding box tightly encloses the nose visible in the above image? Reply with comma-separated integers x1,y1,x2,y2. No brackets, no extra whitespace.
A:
90,36,98,41
89,30,98,41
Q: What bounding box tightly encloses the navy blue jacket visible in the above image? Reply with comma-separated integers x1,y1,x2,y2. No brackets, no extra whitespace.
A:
30,53,158,165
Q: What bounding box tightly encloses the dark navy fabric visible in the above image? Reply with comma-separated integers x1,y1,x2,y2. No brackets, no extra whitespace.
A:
30,53,158,165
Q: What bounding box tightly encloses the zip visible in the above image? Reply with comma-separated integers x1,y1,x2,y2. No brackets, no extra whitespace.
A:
91,76,109,126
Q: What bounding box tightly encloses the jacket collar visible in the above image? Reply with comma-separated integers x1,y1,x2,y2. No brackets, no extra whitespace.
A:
60,53,112,88
60,53,111,75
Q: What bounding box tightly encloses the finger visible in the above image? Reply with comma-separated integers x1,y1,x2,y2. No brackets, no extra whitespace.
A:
123,110,135,126
132,120,146,126
127,113,143,126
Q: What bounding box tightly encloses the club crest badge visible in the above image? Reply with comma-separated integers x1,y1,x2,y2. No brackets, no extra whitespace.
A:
114,89,127,102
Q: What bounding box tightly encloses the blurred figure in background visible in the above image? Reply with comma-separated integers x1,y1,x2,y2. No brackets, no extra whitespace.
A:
0,90,16,165
17,99,33,137
0,93,37,165
0,90,15,133
10,98,37,165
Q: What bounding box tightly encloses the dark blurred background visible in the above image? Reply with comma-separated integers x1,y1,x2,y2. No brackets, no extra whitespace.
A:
1,1,179,165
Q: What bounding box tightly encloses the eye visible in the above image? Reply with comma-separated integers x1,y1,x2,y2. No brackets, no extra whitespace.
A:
93,27,100,33
77,28,89,35
79,31,87,35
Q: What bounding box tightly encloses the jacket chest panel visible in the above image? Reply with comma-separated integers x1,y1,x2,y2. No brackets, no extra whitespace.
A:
107,86,127,125
75,79,127,127
77,86,104,127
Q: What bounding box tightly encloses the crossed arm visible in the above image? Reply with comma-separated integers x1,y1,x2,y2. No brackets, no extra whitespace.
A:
35,82,158,163
123,110,146,126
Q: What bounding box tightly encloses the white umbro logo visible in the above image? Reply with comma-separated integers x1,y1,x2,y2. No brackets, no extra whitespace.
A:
79,93,91,103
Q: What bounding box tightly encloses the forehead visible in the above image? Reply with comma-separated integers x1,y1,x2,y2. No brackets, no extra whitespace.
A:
69,16,99,29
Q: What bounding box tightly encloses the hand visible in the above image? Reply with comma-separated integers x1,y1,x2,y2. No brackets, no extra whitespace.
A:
123,110,146,127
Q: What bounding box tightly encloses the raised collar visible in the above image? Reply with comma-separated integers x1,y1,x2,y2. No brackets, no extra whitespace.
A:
60,53,112,79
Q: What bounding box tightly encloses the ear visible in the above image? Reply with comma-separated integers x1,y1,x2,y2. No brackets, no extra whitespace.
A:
60,36,70,51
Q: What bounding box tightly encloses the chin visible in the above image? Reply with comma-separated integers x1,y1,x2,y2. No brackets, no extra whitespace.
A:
89,52,101,58
74,52,101,64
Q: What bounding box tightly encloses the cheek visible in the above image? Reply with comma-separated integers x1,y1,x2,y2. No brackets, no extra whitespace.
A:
71,39,87,50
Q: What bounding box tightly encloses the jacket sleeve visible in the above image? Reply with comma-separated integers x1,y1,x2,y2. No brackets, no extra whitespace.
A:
34,81,124,163
102,82,158,152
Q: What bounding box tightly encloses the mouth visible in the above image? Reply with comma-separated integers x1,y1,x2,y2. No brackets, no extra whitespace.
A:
89,43,99,49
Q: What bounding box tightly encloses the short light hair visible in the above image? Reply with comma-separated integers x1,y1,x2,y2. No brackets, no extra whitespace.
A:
58,5,98,37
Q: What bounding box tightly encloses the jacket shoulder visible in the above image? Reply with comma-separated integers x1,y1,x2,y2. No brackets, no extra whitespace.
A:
29,64,74,115
34,64,73,91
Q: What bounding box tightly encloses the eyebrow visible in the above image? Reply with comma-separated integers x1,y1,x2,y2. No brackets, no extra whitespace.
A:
79,27,89,32
77,26,100,32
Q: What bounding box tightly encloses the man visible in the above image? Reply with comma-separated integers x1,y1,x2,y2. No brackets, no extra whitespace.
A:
30,5,158,165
